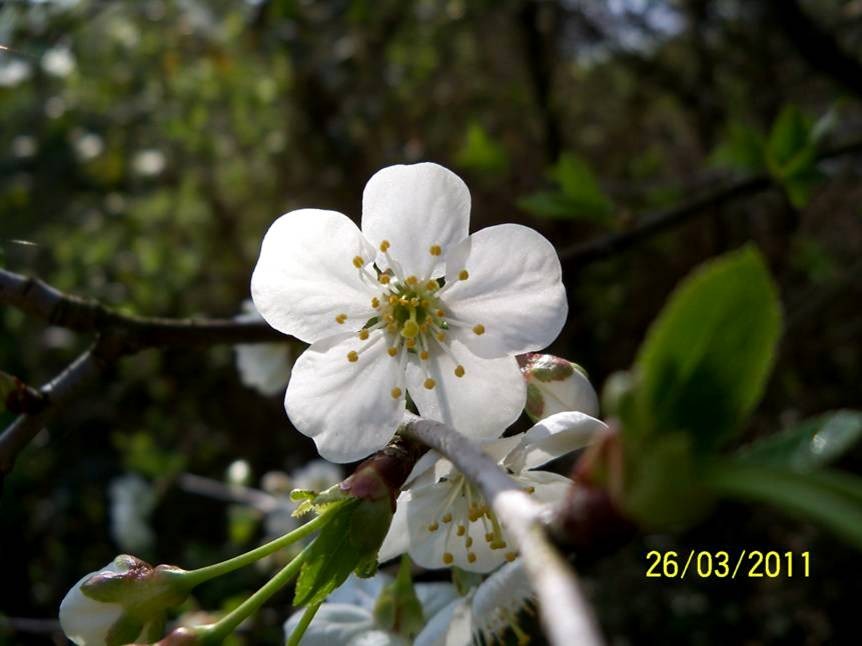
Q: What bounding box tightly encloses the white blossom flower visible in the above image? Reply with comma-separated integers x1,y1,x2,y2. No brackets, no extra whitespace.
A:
108,474,156,554
0,60,31,87
59,555,184,645
42,46,76,77
519,353,599,422
252,163,567,462
379,411,606,573
283,572,457,646
132,149,166,177
234,300,293,396
415,560,534,646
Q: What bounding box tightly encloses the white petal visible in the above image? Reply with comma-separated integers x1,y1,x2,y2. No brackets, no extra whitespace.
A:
442,224,567,357
406,345,525,439
415,582,459,619
234,343,293,396
329,573,391,609
283,604,374,646
414,596,473,646
349,629,409,646
285,332,404,463
471,560,534,640
361,163,470,279
59,561,129,646
377,491,412,564
506,411,607,472
515,470,572,506
251,209,377,343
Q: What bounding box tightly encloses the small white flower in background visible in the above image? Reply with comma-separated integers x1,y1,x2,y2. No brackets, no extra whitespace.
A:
59,555,186,646
291,459,344,493
109,474,156,554
252,162,568,462
519,353,599,422
0,59,31,87
226,458,252,486
283,571,457,646
415,560,535,646
12,135,37,158
72,131,105,162
42,46,76,77
132,149,166,177
379,411,606,573
234,300,294,396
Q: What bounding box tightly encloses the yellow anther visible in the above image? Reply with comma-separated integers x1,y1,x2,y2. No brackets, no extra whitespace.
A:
335,313,347,324
429,244,442,256
420,299,429,308
388,296,398,306
467,552,477,563
379,240,390,252
456,525,466,537
405,338,416,348
379,274,391,285
458,269,469,281
525,486,535,494
406,275,418,285
419,350,429,360
435,308,445,318
347,351,359,363
423,378,436,390
505,552,517,562
387,322,398,333
371,297,380,309
485,532,495,542
387,346,398,357
391,387,402,399
409,297,420,307
490,539,507,550
472,324,485,336
402,320,419,338
426,280,438,291
454,365,465,378
352,256,364,268
436,331,446,342
442,553,454,565
358,329,369,340
465,536,473,548
469,507,482,522
441,513,452,523
427,522,439,532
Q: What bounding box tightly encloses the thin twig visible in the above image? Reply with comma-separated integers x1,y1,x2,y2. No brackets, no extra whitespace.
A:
0,347,101,478
177,473,281,513
557,138,862,267
0,268,286,347
401,415,604,646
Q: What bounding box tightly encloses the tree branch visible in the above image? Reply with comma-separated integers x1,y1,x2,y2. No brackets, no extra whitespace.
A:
0,268,287,347
402,415,603,646
0,346,101,479
557,138,862,267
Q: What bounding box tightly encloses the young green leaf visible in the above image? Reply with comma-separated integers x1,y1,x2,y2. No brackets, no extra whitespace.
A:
706,462,862,550
628,246,781,453
766,104,812,174
519,153,613,224
455,123,509,177
737,410,862,470
710,121,766,173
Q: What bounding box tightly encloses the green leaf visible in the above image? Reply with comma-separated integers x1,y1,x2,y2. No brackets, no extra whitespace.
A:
767,104,812,173
628,246,782,453
710,121,766,173
706,462,862,550
293,502,359,607
519,153,613,224
737,410,862,470
455,123,509,177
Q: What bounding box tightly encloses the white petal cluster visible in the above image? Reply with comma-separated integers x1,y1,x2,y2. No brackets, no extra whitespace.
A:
283,573,457,646
59,560,129,646
252,163,567,462
379,411,606,573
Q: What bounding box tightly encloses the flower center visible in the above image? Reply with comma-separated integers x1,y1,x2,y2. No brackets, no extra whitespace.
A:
426,474,530,566
340,240,488,400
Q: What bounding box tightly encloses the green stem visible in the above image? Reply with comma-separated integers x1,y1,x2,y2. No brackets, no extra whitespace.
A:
184,501,348,587
200,543,313,645
285,600,323,646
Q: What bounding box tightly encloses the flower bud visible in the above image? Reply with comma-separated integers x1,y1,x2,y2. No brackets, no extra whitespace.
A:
518,353,599,422
59,555,190,645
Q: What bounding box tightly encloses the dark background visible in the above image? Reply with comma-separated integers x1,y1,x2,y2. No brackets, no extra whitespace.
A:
1,1,861,644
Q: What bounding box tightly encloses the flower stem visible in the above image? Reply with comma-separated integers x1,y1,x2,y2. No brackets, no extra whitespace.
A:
199,544,313,645
285,600,323,646
183,501,348,587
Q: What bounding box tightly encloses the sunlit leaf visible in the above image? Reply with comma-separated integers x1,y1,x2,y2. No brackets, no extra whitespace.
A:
737,410,862,470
